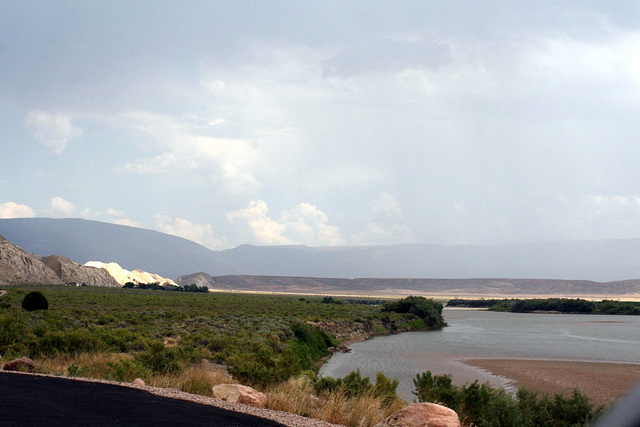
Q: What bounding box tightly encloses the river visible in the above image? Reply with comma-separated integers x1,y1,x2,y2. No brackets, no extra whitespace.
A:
319,308,640,400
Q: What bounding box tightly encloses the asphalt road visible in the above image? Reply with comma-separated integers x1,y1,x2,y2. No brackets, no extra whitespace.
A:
0,372,285,427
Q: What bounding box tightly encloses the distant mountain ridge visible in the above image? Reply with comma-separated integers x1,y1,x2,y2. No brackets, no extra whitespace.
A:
2,218,640,282
175,274,640,299
0,218,239,278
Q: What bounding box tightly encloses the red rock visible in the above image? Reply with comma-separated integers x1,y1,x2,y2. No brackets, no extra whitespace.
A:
3,357,36,372
213,384,267,408
375,402,461,427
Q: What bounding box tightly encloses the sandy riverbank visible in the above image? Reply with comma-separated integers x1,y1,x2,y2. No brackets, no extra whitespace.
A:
463,358,640,407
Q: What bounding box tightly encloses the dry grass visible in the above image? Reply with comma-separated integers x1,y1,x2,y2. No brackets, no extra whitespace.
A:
39,352,133,377
147,361,236,396
266,375,406,427
39,355,235,398
38,355,404,426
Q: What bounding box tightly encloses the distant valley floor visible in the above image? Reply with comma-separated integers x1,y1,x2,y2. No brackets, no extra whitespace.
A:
177,274,640,300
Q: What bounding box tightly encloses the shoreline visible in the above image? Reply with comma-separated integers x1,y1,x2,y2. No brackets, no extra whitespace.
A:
322,322,640,407
462,358,640,406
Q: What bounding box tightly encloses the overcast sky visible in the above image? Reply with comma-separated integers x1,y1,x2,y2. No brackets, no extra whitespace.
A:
1,1,640,250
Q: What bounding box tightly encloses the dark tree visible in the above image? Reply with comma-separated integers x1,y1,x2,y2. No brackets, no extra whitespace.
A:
22,291,49,311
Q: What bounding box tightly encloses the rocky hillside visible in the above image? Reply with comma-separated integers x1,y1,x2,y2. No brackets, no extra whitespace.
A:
0,236,62,284
0,235,171,288
41,255,120,287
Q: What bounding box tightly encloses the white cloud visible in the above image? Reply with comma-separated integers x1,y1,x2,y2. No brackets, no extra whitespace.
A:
49,197,75,217
111,218,140,227
351,192,415,245
281,203,346,246
227,200,344,246
79,208,100,219
156,216,226,250
590,195,637,206
116,111,261,195
25,111,82,154
107,208,125,217
227,200,292,245
371,191,406,221
0,202,36,218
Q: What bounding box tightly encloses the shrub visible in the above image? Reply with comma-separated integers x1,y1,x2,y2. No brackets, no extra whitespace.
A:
413,370,603,426
22,291,49,311
108,358,151,382
136,342,182,374
382,296,445,329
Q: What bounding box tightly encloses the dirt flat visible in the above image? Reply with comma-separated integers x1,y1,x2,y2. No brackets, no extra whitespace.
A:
463,359,640,407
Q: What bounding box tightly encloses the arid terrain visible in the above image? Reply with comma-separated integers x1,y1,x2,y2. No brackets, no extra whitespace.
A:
177,273,640,300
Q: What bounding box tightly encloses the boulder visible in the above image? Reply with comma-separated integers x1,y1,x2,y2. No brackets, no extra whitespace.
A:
132,378,146,386
375,402,461,427
3,357,36,372
212,384,267,408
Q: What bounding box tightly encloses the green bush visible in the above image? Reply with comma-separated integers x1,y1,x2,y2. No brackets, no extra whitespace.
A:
22,291,49,311
136,342,182,374
314,369,400,404
108,358,151,382
382,296,445,329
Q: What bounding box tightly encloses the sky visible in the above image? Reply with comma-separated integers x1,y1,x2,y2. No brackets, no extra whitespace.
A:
1,1,640,250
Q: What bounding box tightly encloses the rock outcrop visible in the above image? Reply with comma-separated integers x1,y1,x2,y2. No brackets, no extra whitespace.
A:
0,236,62,284
175,272,220,289
41,255,120,287
3,357,37,372
84,261,176,287
212,384,267,408
375,402,461,427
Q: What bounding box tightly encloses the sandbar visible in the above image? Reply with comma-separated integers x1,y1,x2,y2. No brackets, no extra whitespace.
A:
463,358,640,406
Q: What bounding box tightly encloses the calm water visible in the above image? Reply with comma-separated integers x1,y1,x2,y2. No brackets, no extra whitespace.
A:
319,308,640,400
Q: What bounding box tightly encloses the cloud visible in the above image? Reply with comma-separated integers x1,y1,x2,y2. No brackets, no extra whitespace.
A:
111,218,140,227
49,197,75,217
227,200,344,246
0,202,36,218
227,200,292,245
106,208,125,217
281,203,346,246
323,38,452,77
116,112,261,195
156,216,226,250
371,191,406,221
351,192,415,245
25,111,82,154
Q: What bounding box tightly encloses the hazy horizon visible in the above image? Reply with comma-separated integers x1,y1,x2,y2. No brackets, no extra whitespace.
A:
2,1,640,251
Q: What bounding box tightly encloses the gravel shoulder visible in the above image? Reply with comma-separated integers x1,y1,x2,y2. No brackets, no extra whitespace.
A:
0,371,340,427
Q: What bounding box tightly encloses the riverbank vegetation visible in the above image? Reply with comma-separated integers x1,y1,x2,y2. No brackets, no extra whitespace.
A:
447,297,640,315
413,370,605,426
